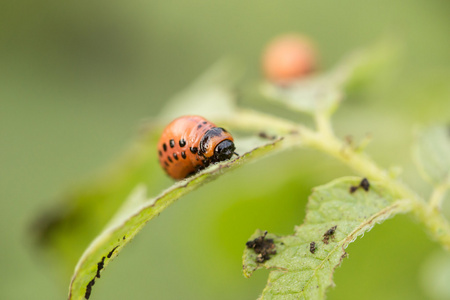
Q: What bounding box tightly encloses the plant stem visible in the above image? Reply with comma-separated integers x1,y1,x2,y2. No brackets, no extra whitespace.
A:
314,112,334,138
303,128,450,250
230,109,450,250
303,131,390,181
411,200,450,250
227,109,310,136
429,182,449,211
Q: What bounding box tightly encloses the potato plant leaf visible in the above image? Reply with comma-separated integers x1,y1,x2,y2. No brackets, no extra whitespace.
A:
32,127,165,271
68,137,288,300
412,125,450,187
260,74,343,116
243,177,410,299
33,60,242,272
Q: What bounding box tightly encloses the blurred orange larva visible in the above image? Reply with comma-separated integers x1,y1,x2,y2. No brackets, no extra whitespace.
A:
262,34,317,84
157,116,236,180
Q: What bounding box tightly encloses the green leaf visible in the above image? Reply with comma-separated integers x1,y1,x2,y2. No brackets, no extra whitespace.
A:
412,125,450,186
243,177,410,299
68,137,287,300
32,127,165,272
260,73,343,116
32,60,243,273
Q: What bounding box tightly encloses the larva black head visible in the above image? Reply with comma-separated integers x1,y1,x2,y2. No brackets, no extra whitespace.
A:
212,139,235,163
200,127,234,159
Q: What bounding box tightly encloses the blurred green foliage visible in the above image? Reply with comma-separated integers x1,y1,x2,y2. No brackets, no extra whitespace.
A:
1,1,449,299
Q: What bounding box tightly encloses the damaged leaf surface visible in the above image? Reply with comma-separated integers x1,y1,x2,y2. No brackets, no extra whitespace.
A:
243,177,410,299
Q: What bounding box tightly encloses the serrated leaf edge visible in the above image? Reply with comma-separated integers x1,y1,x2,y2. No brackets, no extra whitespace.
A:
258,199,410,299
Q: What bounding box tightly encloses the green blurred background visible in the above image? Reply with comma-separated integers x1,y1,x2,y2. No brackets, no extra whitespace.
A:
1,0,450,299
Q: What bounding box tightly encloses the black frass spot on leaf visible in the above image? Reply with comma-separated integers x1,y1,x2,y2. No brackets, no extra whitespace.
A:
96,257,105,278
246,231,277,263
322,225,337,244
243,177,409,298
349,177,370,193
85,279,95,300
349,186,358,193
360,178,370,191
107,246,119,258
258,132,277,140
310,241,316,254
84,244,119,299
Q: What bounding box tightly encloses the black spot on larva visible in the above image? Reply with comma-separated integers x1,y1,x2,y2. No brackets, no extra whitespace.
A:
123,236,126,240
179,139,186,147
202,121,207,124
164,161,169,167
107,245,119,258
190,147,198,154
169,139,175,148
167,156,173,163
181,151,186,159
173,153,178,160
158,150,162,157
197,124,202,129
163,143,167,151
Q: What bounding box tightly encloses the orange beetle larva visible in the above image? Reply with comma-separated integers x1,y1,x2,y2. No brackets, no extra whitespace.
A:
157,115,236,180
262,34,317,84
